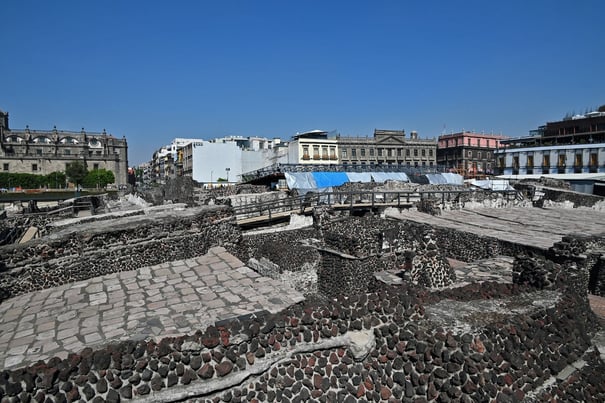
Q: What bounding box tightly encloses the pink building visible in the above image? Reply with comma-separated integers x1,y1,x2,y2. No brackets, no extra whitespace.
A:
437,131,509,177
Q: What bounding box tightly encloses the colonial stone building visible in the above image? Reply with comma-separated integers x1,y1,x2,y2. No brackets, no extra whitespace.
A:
0,109,128,186
337,129,437,169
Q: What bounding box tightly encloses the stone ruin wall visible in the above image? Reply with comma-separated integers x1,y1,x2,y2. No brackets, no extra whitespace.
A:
549,234,605,296
1,206,605,400
0,259,603,402
0,206,240,302
231,227,322,296
2,203,603,302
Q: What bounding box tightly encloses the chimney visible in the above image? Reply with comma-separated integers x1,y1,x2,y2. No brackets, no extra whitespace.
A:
410,131,418,140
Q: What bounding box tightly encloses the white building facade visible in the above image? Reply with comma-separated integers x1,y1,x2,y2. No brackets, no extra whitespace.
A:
176,136,288,186
495,144,605,176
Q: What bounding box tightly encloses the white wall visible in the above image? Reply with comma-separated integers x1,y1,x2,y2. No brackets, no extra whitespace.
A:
191,141,242,183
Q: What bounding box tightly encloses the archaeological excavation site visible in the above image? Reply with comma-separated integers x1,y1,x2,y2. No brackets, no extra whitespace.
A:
1,178,605,402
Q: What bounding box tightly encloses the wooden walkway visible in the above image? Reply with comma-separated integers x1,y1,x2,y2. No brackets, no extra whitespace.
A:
234,189,519,228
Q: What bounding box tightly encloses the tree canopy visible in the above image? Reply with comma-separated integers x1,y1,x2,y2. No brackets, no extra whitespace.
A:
82,169,115,188
65,160,88,186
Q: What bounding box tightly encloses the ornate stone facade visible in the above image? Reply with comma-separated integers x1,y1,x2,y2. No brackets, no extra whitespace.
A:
0,109,128,186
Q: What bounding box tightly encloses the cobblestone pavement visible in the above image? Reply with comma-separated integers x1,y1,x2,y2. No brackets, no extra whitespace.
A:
0,247,305,371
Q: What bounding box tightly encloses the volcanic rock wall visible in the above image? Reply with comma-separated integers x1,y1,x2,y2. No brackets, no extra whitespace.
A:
0,205,240,302
0,260,603,402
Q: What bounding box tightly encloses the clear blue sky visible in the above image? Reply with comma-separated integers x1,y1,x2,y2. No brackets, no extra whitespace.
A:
2,0,604,165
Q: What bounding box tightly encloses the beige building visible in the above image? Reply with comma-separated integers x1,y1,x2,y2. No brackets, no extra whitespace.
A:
287,130,339,165
0,109,128,186
338,129,437,168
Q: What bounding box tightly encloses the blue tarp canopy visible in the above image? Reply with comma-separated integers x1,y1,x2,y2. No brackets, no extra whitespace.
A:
312,172,350,188
284,171,461,190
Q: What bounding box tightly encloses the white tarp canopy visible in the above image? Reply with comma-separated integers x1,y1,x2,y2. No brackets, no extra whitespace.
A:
469,179,513,191
425,173,448,184
440,173,464,185
370,172,410,182
345,172,373,183
285,172,316,189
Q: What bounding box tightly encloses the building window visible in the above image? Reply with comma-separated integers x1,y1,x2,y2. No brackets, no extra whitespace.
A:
302,145,310,159
322,146,328,159
313,146,320,159
377,148,383,157
543,155,550,168
64,149,71,155
575,153,582,167
93,163,99,170
369,148,375,157
32,163,38,172
429,149,433,157
413,149,418,157
406,149,410,157
330,147,336,160
360,148,366,157
96,151,102,156
468,151,472,157
558,154,566,167
351,148,357,157
421,149,426,157
590,153,598,172
3,163,8,171
397,149,402,157
478,151,482,159
36,149,42,156
341,149,347,158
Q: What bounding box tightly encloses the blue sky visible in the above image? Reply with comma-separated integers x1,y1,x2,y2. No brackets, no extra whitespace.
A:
2,1,604,165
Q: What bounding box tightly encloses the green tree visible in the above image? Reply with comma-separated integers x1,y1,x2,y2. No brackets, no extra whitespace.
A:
83,169,115,188
45,171,66,189
65,160,88,187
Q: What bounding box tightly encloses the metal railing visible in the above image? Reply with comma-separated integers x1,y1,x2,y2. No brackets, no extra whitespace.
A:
233,189,520,224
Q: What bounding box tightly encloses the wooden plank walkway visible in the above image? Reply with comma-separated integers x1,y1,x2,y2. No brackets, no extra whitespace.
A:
386,207,605,250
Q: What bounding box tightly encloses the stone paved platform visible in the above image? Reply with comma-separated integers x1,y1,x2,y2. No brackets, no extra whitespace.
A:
0,247,305,371
386,207,605,250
